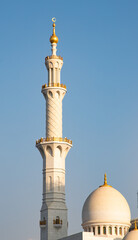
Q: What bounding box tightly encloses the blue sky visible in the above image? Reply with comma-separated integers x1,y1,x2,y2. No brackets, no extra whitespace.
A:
0,1,138,240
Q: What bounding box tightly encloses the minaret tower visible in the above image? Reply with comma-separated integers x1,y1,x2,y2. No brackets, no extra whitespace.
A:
36,18,72,240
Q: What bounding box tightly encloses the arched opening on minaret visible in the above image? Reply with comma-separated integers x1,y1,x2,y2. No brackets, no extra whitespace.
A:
46,145,53,156
55,91,60,99
48,91,53,98
56,145,62,157
57,176,60,191
48,176,52,191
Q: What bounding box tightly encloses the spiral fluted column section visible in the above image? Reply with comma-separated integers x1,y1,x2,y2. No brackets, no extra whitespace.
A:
46,92,62,137
42,87,66,138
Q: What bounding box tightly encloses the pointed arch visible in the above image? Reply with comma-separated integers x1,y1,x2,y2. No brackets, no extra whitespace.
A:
56,145,62,157
48,176,52,191
57,176,60,191
46,146,53,156
48,91,53,98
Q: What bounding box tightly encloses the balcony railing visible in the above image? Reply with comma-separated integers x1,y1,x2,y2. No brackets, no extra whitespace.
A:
42,83,66,89
36,137,72,145
40,220,46,227
53,218,62,228
45,55,63,60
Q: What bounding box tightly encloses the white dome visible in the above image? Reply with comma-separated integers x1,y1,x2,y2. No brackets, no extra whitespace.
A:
82,177,131,226
123,229,138,240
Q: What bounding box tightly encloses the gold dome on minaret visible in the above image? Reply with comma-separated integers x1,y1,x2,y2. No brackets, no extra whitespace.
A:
50,18,58,44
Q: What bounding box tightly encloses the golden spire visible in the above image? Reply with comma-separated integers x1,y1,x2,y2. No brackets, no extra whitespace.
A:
134,220,137,230
104,173,107,186
50,17,58,44
99,173,112,188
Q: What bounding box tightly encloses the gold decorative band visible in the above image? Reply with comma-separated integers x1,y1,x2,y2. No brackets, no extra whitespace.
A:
45,55,63,60
42,83,66,89
36,137,72,145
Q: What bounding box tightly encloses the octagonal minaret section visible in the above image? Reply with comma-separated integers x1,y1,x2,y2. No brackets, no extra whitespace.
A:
36,19,72,240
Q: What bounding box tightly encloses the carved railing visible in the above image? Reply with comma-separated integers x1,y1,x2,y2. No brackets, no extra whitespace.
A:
45,55,63,60
40,220,46,226
42,83,66,89
36,137,72,145
53,218,62,226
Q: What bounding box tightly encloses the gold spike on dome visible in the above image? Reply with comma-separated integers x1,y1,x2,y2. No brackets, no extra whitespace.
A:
50,18,58,44
134,220,137,230
104,173,107,185
99,173,112,188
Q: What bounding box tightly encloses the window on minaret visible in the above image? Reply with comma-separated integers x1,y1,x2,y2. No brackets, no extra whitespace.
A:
49,176,52,191
98,226,100,235
56,216,60,224
115,227,117,235
109,226,112,235
57,176,60,191
56,68,58,83
103,227,106,235
51,68,53,83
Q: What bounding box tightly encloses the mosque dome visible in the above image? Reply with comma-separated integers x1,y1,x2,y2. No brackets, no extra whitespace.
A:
123,222,138,240
82,174,131,236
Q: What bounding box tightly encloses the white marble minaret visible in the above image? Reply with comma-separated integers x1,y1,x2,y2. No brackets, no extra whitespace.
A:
36,19,72,240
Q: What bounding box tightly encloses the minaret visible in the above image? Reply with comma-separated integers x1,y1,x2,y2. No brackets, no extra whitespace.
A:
36,18,72,240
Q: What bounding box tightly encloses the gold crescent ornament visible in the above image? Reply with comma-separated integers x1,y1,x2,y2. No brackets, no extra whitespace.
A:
50,17,58,44
52,17,56,23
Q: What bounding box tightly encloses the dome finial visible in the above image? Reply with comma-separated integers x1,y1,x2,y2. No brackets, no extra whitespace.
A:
99,173,112,188
104,173,107,185
50,17,58,44
134,220,137,230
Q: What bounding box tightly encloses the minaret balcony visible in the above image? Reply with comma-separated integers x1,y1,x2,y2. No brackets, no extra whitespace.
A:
42,83,66,89
53,218,62,228
45,55,63,61
40,220,46,228
36,137,72,145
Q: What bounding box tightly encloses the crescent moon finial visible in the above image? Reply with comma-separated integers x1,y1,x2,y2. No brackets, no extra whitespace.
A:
52,17,56,23
50,17,58,44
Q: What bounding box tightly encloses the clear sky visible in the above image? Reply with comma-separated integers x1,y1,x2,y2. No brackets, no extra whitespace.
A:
0,1,138,240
